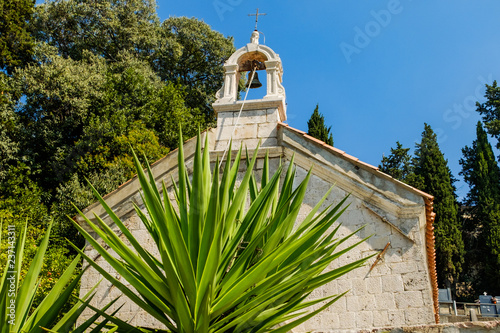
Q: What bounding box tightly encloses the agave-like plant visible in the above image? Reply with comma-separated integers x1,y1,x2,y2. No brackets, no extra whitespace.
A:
71,132,372,333
0,220,102,333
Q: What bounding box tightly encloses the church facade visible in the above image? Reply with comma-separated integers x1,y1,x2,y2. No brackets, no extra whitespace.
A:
78,31,439,332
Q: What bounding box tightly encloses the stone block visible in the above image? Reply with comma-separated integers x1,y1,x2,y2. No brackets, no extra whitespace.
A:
236,138,264,149
373,310,389,327
215,140,229,150
328,295,346,312
221,124,259,140
323,280,338,296
404,307,434,325
216,111,235,126
346,295,361,312
394,290,424,308
402,272,428,291
369,235,391,250
421,289,433,306
82,272,101,290
260,137,278,147
240,109,267,124
303,314,321,332
370,263,391,276
360,222,376,239
351,278,367,295
320,312,339,329
416,260,428,272
384,248,403,263
375,293,396,310
309,288,323,299
356,311,374,328
358,294,376,311
337,278,352,294
382,274,404,293
374,220,393,235
390,233,413,249
338,312,356,329
401,244,424,261
390,261,417,275
266,108,280,122
365,276,382,295
388,309,406,326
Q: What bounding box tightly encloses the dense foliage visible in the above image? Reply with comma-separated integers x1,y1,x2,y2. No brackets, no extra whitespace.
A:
0,0,235,312
0,0,35,73
476,80,500,154
460,122,500,296
413,124,464,286
378,141,423,188
307,104,333,146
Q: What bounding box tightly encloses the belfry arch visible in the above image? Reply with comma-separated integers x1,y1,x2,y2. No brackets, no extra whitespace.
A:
214,30,286,117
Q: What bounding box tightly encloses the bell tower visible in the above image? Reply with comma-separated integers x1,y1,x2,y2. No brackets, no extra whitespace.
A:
213,30,286,150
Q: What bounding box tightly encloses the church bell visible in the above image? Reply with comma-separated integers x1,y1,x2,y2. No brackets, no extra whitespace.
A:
247,71,263,89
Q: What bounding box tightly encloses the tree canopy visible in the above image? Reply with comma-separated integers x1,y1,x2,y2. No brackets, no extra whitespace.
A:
476,80,500,157
0,0,236,310
379,141,414,182
460,121,500,295
0,0,35,73
413,124,464,286
307,104,333,146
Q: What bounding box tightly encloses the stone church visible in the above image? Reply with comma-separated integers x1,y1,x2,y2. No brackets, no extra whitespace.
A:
78,30,440,332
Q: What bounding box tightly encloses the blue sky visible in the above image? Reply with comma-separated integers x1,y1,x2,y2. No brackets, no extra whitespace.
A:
158,1,500,199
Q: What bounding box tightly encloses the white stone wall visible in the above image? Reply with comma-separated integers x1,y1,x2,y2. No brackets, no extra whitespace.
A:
214,106,280,150
79,154,435,331
286,165,434,332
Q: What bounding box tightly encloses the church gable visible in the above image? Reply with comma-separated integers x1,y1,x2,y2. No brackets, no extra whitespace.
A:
78,29,439,332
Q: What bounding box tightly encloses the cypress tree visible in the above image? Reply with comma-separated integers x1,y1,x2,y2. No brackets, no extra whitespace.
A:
379,141,411,180
414,123,464,286
476,81,500,156
307,104,333,146
0,0,35,74
379,141,425,189
460,121,500,294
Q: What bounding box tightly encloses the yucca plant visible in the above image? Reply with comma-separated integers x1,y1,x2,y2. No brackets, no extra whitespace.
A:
71,132,372,333
0,219,101,333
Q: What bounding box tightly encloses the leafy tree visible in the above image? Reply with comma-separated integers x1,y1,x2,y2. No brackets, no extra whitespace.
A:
459,121,500,295
0,74,21,180
413,123,464,286
33,2,234,127
155,17,236,125
52,121,170,243
0,0,35,73
0,163,80,311
17,46,201,247
32,0,159,62
17,46,199,192
17,45,108,190
476,80,500,157
307,104,333,146
5,2,237,319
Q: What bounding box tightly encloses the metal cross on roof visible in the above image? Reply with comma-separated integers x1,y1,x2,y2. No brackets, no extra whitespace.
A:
248,8,267,31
